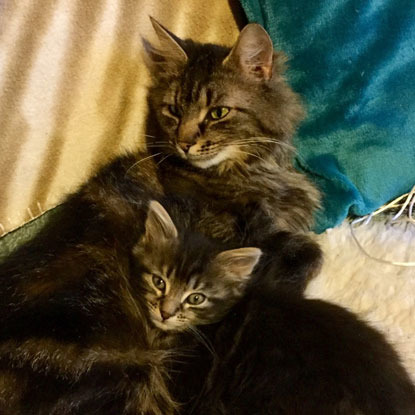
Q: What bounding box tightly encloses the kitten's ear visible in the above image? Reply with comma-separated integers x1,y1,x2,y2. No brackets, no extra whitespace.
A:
142,201,178,246
224,24,273,80
214,247,262,280
142,17,187,73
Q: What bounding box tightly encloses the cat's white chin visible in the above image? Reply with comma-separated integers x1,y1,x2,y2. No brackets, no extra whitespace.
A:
187,147,236,169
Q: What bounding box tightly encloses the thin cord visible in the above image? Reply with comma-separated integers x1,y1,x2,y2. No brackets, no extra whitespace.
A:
349,185,415,267
391,185,415,221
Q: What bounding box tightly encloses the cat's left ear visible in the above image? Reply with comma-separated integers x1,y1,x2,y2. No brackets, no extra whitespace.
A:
142,17,188,73
214,247,262,281
141,201,178,247
224,23,273,81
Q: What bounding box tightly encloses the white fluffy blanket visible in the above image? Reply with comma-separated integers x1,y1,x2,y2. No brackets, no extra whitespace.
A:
307,218,415,380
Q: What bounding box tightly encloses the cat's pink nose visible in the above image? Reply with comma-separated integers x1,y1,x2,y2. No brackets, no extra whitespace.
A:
178,142,192,153
160,310,173,321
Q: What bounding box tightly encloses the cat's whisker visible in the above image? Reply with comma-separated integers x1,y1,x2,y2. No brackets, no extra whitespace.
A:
157,154,172,166
186,325,216,357
231,136,294,147
232,137,294,150
234,149,268,164
231,137,306,162
249,136,296,151
236,143,272,152
124,152,162,177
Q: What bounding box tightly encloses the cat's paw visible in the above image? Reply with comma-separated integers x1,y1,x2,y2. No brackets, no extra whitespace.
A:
258,231,323,292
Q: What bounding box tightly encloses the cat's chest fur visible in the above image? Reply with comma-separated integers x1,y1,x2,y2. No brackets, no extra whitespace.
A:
158,156,319,233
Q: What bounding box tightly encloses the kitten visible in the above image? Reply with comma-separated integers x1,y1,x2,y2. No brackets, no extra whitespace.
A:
178,285,415,415
0,200,261,415
143,18,323,288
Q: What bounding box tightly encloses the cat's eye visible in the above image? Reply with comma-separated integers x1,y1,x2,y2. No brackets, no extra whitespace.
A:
152,275,166,291
168,105,180,117
209,107,230,120
186,293,206,305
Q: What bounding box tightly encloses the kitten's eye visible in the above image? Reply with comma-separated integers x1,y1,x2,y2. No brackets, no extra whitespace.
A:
152,275,166,291
186,293,206,305
168,105,180,117
209,107,230,120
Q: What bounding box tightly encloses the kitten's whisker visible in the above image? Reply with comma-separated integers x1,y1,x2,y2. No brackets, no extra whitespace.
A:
145,144,174,149
186,326,216,357
124,152,162,177
146,140,173,144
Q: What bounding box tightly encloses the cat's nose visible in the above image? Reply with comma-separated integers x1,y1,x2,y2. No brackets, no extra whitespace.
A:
160,309,173,321
178,142,192,153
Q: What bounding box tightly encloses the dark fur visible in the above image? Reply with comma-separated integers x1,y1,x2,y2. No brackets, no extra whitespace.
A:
0,166,168,414
0,188,261,414
0,133,312,413
176,285,415,415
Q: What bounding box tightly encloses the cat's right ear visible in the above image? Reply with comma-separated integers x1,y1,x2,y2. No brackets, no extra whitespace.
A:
224,23,274,81
141,201,178,247
214,247,262,281
142,17,188,74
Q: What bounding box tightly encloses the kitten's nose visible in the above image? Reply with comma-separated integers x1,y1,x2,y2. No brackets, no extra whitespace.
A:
160,309,173,321
178,142,192,153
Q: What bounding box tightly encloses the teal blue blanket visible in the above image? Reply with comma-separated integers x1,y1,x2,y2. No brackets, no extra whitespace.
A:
240,0,415,232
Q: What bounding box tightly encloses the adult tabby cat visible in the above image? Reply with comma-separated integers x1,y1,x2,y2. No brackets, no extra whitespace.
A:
177,284,415,415
0,199,261,415
0,18,321,413
143,18,322,288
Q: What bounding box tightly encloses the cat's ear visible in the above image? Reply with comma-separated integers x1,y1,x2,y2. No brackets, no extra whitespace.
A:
142,17,187,73
142,201,178,246
224,23,273,81
214,247,262,281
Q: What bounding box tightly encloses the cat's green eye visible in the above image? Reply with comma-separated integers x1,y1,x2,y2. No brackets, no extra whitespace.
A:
209,107,230,120
168,105,179,117
186,293,206,305
152,275,166,291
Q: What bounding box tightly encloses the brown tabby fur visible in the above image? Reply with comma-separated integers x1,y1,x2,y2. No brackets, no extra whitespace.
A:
0,20,324,414
145,19,321,234
0,188,260,414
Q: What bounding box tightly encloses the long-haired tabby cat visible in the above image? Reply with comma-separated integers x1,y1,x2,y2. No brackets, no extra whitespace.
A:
177,283,415,415
0,199,261,415
143,18,322,288
0,17,324,414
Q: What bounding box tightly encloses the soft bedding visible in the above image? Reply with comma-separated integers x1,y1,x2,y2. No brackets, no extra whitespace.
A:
241,0,415,232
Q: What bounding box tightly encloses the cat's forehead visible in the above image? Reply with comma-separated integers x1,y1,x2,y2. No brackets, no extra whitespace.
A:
150,243,215,284
165,75,248,109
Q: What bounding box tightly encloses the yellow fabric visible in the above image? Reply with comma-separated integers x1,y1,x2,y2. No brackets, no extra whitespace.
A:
0,0,240,235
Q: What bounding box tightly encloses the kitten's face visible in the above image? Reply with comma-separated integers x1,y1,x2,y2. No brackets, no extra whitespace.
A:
144,19,303,170
133,201,261,332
